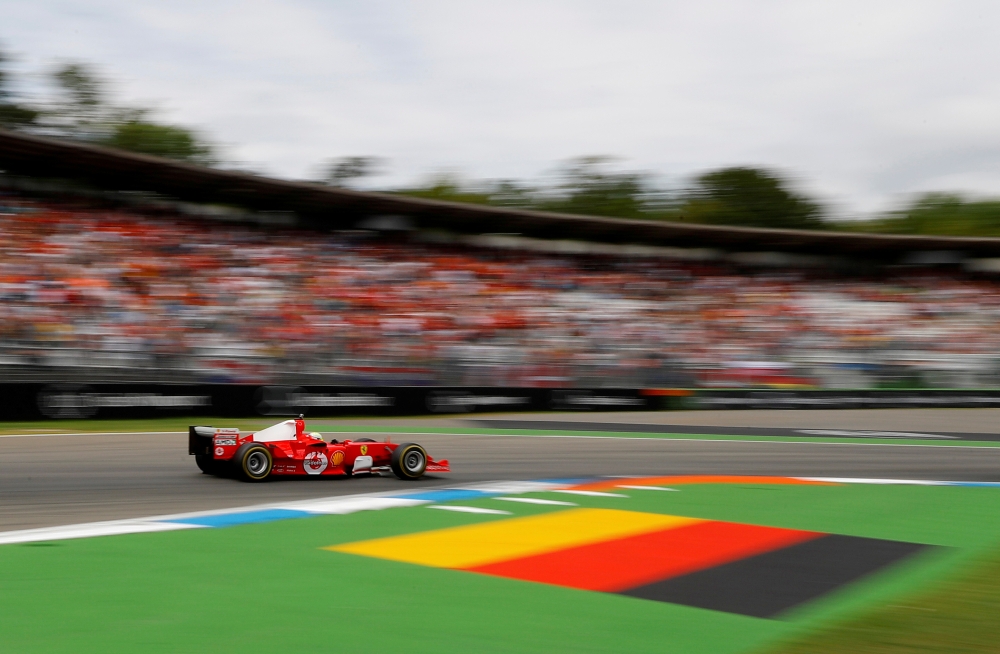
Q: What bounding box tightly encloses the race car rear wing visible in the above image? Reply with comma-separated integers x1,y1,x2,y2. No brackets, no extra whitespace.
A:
188,425,239,455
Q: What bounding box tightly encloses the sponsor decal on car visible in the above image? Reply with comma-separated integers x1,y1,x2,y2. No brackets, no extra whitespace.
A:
303,451,329,475
360,445,368,456
331,450,345,466
214,438,237,446
352,455,373,473
214,447,225,456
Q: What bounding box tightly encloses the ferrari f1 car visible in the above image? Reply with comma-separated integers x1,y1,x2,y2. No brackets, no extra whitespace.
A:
188,416,449,482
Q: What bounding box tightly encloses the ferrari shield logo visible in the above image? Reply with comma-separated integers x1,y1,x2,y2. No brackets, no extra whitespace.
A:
360,445,368,456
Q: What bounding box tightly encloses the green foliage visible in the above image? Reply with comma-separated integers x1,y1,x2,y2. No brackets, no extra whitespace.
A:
395,162,835,230
320,156,382,187
101,120,214,164
680,167,824,230
538,156,655,219
0,47,38,128
397,157,671,220
399,175,495,206
52,63,104,117
0,58,218,164
840,193,1000,238
50,62,215,164
0,103,38,127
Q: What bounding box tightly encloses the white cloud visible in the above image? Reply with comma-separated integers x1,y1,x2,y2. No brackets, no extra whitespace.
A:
4,0,1000,214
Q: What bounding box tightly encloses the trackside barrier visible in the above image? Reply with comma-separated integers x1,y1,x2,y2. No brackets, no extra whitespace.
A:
2,385,1000,420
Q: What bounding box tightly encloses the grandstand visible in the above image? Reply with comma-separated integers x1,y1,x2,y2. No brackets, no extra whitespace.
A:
2,128,1000,390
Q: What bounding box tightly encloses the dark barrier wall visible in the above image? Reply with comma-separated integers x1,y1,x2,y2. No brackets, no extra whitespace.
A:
0,384,653,420
3,385,1000,420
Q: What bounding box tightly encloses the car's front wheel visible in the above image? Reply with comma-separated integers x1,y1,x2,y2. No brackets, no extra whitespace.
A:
234,443,273,482
390,443,427,480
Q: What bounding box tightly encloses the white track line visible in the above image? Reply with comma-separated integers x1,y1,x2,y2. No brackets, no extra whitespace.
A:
427,505,511,515
797,477,948,485
0,479,566,544
493,497,578,506
616,485,678,491
0,520,204,545
553,490,628,498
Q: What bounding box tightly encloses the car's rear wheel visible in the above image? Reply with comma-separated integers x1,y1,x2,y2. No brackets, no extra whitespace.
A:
195,454,227,477
390,443,427,480
234,443,273,482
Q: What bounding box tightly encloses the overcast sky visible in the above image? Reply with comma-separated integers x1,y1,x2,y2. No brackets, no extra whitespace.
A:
4,0,1000,215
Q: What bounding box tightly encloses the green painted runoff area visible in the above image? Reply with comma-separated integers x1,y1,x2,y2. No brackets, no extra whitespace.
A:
2,483,999,653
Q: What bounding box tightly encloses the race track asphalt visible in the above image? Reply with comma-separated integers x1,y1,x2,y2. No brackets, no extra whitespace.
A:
3,408,1000,531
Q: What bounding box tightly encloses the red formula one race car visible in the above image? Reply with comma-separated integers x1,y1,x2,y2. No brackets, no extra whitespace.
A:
188,416,449,482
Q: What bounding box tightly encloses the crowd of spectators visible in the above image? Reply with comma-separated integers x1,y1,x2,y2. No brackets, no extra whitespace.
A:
2,194,1000,388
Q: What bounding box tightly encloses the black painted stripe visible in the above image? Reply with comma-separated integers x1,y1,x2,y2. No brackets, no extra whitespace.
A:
619,534,930,618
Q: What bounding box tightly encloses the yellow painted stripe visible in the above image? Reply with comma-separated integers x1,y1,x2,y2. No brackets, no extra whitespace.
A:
327,508,701,569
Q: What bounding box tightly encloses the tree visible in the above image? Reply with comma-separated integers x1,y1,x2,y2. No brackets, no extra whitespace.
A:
103,119,214,164
540,156,653,219
681,167,824,230
47,62,109,139
45,61,216,164
844,193,1000,237
398,174,494,205
0,47,38,128
320,156,382,188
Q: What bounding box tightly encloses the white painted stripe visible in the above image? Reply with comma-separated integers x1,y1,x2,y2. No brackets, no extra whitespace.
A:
797,430,958,440
426,505,512,515
616,485,678,491
552,490,629,498
277,497,428,514
0,479,565,545
0,520,203,545
796,477,948,486
492,497,577,506
455,481,567,494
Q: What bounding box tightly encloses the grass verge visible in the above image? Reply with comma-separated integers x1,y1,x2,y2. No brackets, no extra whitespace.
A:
761,546,1000,654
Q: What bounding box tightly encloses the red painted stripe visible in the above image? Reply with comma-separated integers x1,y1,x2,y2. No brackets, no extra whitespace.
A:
465,521,822,592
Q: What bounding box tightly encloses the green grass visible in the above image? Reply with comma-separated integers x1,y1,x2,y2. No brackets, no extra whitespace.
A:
0,503,778,654
760,548,1000,654
0,416,286,435
3,417,998,449
3,483,1000,653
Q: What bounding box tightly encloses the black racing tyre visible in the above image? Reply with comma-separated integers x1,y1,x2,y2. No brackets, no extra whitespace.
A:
233,443,273,482
354,438,376,442
390,443,427,480
195,454,227,477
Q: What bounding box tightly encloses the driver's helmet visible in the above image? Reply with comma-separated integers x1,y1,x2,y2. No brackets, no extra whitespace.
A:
308,432,324,440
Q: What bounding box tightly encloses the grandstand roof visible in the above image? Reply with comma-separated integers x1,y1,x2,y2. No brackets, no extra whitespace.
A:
3,127,1000,257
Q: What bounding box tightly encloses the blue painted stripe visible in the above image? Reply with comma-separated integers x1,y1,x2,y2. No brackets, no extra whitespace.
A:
166,509,313,527
947,481,1000,487
390,489,494,502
